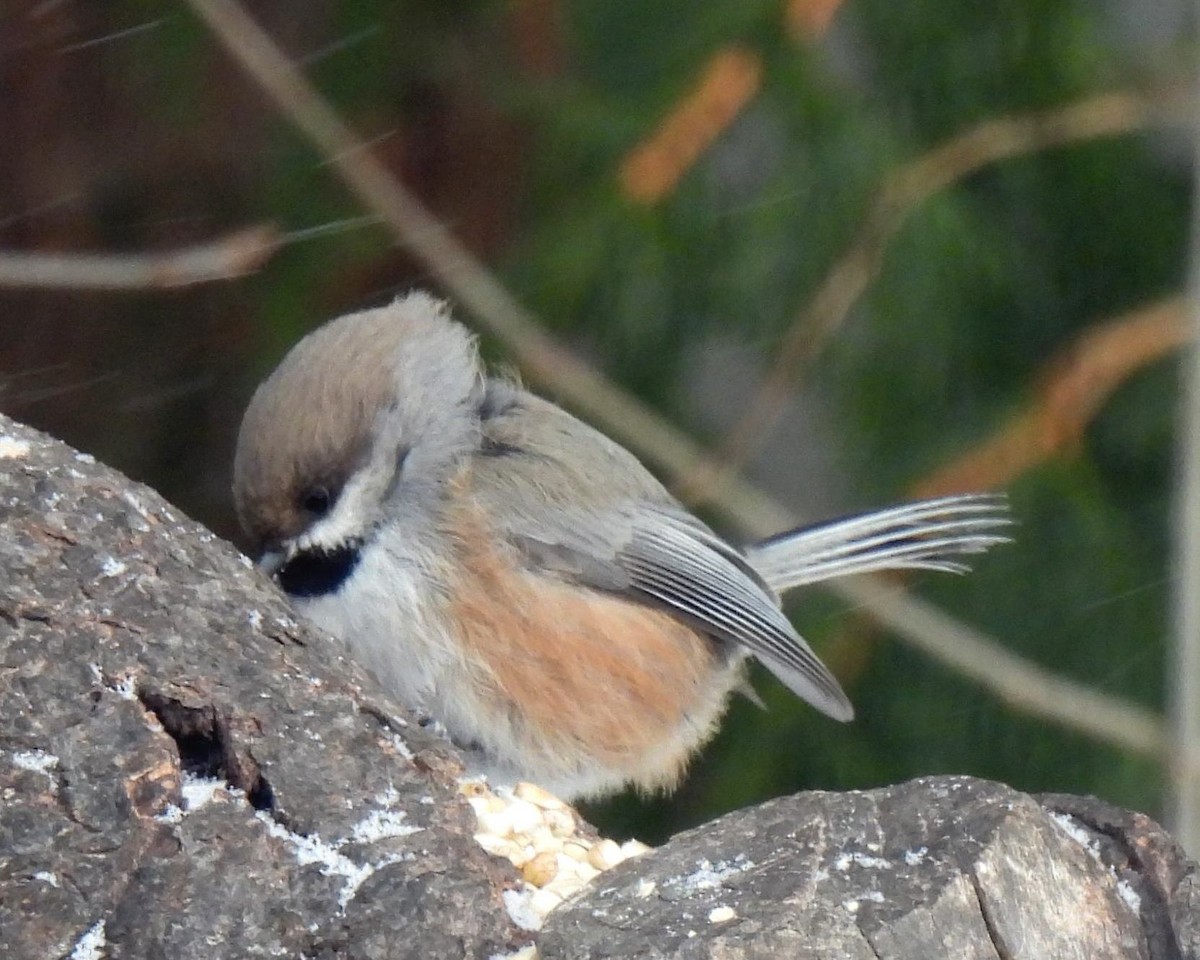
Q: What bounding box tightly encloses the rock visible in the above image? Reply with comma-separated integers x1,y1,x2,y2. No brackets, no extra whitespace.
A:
540,778,1200,960
0,414,529,960
5,411,1199,960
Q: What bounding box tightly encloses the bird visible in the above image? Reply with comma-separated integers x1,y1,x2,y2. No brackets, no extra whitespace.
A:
232,292,1008,800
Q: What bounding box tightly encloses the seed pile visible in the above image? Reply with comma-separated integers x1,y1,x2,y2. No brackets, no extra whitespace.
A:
462,780,650,924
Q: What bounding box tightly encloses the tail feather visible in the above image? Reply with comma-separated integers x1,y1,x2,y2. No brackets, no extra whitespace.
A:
745,493,1011,595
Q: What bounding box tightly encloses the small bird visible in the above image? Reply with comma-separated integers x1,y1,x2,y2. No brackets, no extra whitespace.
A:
233,293,1008,800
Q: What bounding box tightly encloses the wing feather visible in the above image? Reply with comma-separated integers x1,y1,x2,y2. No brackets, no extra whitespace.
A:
615,511,854,721
468,386,1022,724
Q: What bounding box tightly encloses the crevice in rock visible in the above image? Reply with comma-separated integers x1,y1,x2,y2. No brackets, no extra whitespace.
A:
136,687,275,812
1039,798,1185,960
969,871,1014,960
859,924,886,960
56,769,104,834
358,699,407,734
16,606,53,625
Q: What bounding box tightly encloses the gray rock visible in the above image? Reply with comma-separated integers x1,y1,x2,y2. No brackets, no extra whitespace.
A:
541,778,1198,959
0,414,529,960
4,411,1197,959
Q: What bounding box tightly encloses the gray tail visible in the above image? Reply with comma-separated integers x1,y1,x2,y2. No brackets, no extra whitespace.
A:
745,493,1011,595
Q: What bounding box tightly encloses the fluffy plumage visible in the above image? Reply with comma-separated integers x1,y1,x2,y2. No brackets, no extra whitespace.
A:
233,292,1009,798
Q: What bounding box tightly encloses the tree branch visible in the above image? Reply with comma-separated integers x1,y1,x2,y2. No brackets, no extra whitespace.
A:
682,88,1188,507
0,224,280,290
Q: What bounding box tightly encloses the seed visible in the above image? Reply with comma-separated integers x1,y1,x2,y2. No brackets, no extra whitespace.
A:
514,781,569,810
522,851,559,887
587,838,624,871
529,886,564,917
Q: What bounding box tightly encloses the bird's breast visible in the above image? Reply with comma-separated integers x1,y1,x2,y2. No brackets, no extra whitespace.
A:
443,501,744,797
291,529,459,713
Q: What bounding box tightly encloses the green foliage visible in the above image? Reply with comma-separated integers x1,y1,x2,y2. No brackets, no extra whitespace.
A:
500,2,1186,834
20,0,1185,839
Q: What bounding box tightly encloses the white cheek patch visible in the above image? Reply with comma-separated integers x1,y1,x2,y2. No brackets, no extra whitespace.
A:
295,481,375,558
289,526,531,785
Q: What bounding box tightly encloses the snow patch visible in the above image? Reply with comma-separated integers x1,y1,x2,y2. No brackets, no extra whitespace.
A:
256,812,374,910
834,851,890,871
99,557,127,578
1049,812,1102,861
182,774,227,811
156,774,237,824
11,749,59,788
0,436,31,459
1117,878,1141,913
665,855,755,897
502,887,543,931
350,792,421,844
68,920,106,960
389,733,414,760
253,787,422,913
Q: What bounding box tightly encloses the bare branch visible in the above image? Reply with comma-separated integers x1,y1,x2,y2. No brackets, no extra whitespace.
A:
0,224,280,290
182,0,713,514
913,298,1190,497
183,0,1172,765
681,89,1188,508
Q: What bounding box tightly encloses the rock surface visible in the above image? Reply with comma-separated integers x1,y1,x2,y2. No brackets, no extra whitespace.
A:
540,778,1200,959
0,414,528,960
4,411,1198,960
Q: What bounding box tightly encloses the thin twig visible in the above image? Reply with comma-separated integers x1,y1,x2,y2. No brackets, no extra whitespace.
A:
184,0,1173,765
0,224,280,290
681,89,1186,508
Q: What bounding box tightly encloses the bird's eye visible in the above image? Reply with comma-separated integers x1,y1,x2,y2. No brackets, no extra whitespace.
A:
301,486,333,517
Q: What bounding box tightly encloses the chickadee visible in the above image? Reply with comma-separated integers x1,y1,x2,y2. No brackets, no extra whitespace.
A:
233,293,1007,799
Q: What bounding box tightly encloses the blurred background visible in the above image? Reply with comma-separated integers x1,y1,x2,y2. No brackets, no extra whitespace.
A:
0,0,1194,843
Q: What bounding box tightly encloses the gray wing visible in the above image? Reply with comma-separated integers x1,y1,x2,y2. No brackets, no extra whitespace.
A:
470,384,854,722
610,505,855,721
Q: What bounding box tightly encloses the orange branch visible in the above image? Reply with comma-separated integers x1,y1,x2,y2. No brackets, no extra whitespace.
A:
619,47,762,205
785,0,847,40
913,298,1190,497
